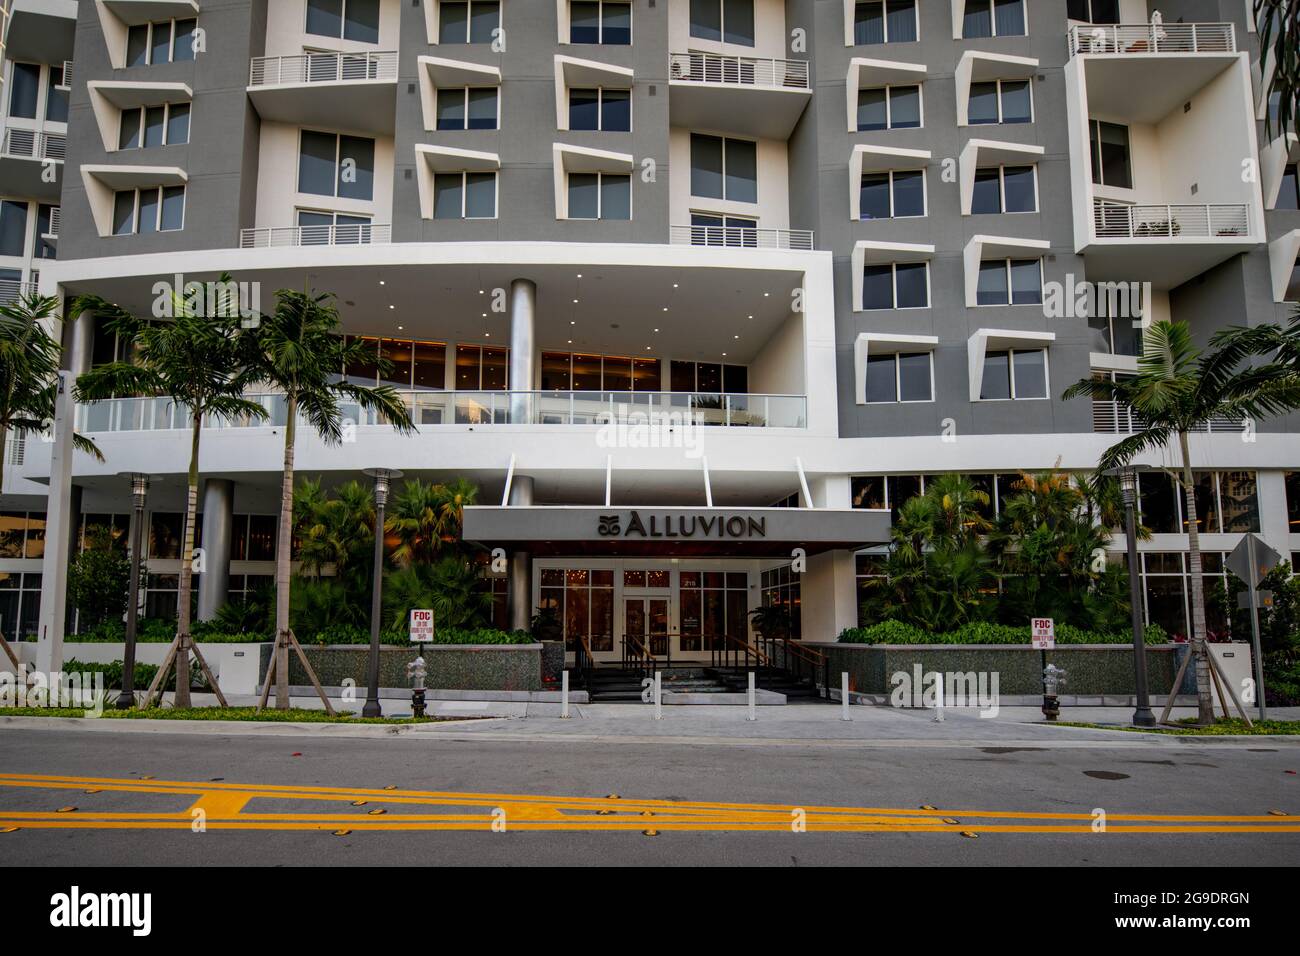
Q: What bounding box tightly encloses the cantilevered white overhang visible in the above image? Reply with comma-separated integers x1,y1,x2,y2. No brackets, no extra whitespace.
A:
80,165,187,237
249,54,397,136
850,240,935,312
967,328,1057,402
413,145,500,220
552,144,634,219
87,81,193,153
849,144,931,222
958,139,1044,215
7,0,77,64
955,51,1037,126
963,235,1050,308
853,333,939,406
668,55,811,140
1269,229,1300,303
96,1,200,68
418,56,502,132
554,55,634,131
844,58,927,132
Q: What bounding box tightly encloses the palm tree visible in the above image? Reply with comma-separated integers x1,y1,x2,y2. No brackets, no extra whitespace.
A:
0,293,102,491
1064,320,1299,724
1256,0,1299,140
242,288,414,709
72,293,267,708
387,478,479,566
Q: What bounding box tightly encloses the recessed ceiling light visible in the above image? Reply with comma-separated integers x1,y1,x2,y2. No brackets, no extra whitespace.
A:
577,273,582,278
653,328,659,333
763,292,770,297
570,320,576,325
733,335,739,339
481,312,487,317
478,289,484,294
567,339,572,344
388,305,395,310
397,325,404,330
673,283,678,288
662,307,668,312
722,352,727,356
379,280,385,286
573,298,579,303
484,332,490,338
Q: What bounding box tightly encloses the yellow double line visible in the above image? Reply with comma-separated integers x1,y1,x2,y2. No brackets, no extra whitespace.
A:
0,773,1293,834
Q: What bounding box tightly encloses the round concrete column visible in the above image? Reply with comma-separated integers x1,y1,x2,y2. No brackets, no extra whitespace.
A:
507,475,534,633
508,278,537,425
197,479,234,621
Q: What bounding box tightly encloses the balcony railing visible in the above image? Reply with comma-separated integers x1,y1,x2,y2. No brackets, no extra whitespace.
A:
1,128,66,161
1092,201,1250,240
0,279,37,306
1067,22,1236,57
670,224,814,250
249,51,399,87
57,61,72,89
77,390,809,433
239,223,392,248
1092,400,1245,434
43,206,59,241
668,52,810,90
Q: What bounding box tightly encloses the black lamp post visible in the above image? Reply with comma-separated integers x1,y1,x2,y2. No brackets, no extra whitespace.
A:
361,468,401,718
116,473,151,710
1106,464,1156,727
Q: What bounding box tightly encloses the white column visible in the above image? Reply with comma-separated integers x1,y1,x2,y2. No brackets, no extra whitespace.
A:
197,478,234,621
35,370,75,675
800,549,859,643
507,474,534,632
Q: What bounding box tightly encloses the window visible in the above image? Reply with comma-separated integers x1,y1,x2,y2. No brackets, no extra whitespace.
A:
433,171,497,218
539,568,614,652
1289,255,1300,302
119,102,190,149
761,565,801,639
968,79,1031,124
571,1,631,45
1089,120,1132,188
1286,473,1300,531
0,201,28,258
7,62,38,119
976,258,1042,305
865,351,933,403
543,352,657,391
962,0,1025,38
690,0,755,46
979,348,1047,400
0,572,42,641
857,84,921,131
859,169,925,219
306,0,381,44
568,173,631,220
455,344,508,390
46,64,69,124
854,0,918,45
1067,0,1119,23
569,88,630,131
35,205,56,260
690,134,757,203
436,87,499,130
1276,163,1298,210
439,1,500,43
296,209,373,244
112,187,185,235
0,511,45,560
862,262,929,309
679,570,748,652
1138,472,1260,535
971,165,1037,214
670,360,746,393
126,19,198,67
298,130,375,201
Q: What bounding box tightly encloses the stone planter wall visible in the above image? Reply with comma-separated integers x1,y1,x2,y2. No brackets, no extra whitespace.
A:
285,644,544,691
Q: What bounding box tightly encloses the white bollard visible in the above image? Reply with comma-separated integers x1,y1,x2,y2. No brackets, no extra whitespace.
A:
747,671,756,721
654,670,662,720
561,670,570,719
841,671,850,721
933,671,945,722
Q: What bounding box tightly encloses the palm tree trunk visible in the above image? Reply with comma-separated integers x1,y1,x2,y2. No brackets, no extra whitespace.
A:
174,413,201,708
1178,429,1214,725
0,426,8,502
274,395,297,710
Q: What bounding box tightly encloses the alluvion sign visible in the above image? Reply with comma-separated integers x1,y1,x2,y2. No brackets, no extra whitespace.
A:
597,511,767,539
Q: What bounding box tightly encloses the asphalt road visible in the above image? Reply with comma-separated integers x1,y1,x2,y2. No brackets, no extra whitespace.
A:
1,725,1297,866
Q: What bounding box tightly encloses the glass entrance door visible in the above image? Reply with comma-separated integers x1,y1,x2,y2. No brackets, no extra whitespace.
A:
623,597,670,661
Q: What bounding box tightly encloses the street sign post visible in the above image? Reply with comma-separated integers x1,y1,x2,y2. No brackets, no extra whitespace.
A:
1225,534,1281,720
409,608,434,644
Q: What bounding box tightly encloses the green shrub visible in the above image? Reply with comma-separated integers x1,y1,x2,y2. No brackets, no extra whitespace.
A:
62,658,206,690
839,619,1168,645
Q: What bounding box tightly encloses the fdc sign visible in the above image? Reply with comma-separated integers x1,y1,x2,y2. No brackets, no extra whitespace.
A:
410,609,434,643
1031,618,1055,650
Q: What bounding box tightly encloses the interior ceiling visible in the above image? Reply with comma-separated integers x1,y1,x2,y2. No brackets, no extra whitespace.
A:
1083,57,1235,125
67,261,802,366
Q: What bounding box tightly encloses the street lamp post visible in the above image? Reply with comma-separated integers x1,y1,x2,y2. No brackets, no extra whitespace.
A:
1107,464,1156,727
117,473,151,710
361,468,401,718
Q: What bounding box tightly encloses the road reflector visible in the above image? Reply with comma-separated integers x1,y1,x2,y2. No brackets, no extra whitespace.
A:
607,794,620,799
920,805,936,811
596,809,613,816
351,801,367,806
1,827,17,833
943,818,959,825
332,830,351,836
83,789,101,794
960,831,978,839
1268,809,1288,816
642,829,659,837
367,809,386,816
383,785,396,790
56,807,76,813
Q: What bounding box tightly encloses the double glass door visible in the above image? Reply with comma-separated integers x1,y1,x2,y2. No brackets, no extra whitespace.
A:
623,597,670,659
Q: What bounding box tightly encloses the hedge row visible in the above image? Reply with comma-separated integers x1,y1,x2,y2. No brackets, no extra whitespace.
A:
838,619,1169,646
61,623,534,647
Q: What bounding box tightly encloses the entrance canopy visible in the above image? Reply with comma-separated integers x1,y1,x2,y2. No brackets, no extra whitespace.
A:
463,506,890,557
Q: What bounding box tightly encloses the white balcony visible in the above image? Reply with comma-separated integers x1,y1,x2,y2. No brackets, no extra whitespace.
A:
239,223,393,248
668,52,811,140
247,52,399,136
670,224,814,251
1092,201,1251,240
2,128,66,162
0,127,65,201
1092,400,1245,435
1067,22,1236,58
0,279,38,306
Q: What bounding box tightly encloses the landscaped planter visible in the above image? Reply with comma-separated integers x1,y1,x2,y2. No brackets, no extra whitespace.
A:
803,643,1184,697
8,642,272,696
285,644,544,692
539,641,565,684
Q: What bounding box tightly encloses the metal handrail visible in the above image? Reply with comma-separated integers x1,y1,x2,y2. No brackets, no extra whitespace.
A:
57,62,73,89
575,634,597,690
0,280,38,305
1,128,66,160
249,51,399,86
44,206,60,240
621,633,656,677
1092,201,1250,239
709,632,770,673
669,223,814,250
668,52,810,90
1067,22,1236,57
239,223,392,248
1090,399,1246,434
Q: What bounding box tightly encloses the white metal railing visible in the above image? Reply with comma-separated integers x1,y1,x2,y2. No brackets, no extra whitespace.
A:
1092,400,1245,434
1092,201,1250,239
44,206,59,240
1068,22,1236,56
4,433,24,467
77,390,809,433
0,279,37,305
670,224,814,250
1,128,66,161
239,223,392,248
668,52,810,90
249,51,399,87
58,61,72,89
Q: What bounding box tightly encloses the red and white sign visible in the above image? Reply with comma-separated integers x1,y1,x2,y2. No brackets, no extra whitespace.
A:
1031,618,1055,650
409,608,434,643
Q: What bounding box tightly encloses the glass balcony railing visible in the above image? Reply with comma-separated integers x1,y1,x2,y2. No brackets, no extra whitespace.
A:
76,390,809,433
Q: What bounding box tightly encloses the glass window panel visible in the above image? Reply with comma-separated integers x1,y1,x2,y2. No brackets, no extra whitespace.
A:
481,346,507,389
120,109,142,149
572,353,602,390
298,130,338,197
337,135,375,201
440,1,469,42
601,89,631,131
1278,165,1299,210
434,174,463,218
112,191,136,236
723,139,757,202
862,264,893,309
437,88,467,129
571,1,600,42
603,2,632,44
379,339,412,389
1139,472,1179,533
972,168,1002,214
885,0,916,41
855,1,884,44
1190,472,1219,533
127,25,149,67
344,0,381,43
851,476,886,510
138,188,160,234
859,173,890,220
1285,472,1300,530
897,352,931,401
569,88,600,130
173,18,197,60
690,134,724,199
0,513,25,558
160,187,185,231
697,362,721,392
412,341,446,390
465,172,496,218
469,1,500,43
8,63,38,119
1009,259,1041,304
247,515,277,561
1145,577,1187,639
1097,121,1132,187
977,260,1008,305
1000,81,1031,123
690,0,722,41
0,201,27,257
722,0,755,45
143,105,166,147
980,351,1011,400
307,0,345,38
968,82,999,125
864,354,896,402
890,85,920,127
1002,165,1035,212
891,170,925,217
888,475,922,521
568,173,599,219
963,0,992,38
894,262,928,308
45,67,69,123
1011,350,1046,399
633,358,660,391
857,87,887,131
467,88,497,129
600,174,631,220
602,356,632,391
541,352,571,391
166,103,190,144
994,0,1025,35
455,345,480,388
150,21,172,65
